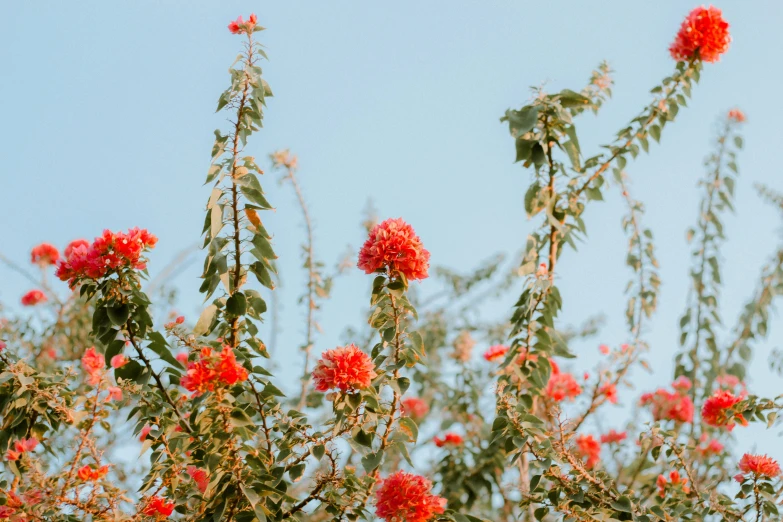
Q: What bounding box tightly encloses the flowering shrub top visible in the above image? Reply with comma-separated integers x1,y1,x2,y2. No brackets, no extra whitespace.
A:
1,7,782,522
55,228,157,287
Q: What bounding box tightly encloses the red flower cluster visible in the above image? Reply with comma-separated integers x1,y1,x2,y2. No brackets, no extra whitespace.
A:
30,243,60,266
575,434,601,469
82,347,105,386
640,379,695,423
545,360,582,402
357,218,430,281
77,464,108,481
55,228,158,288
187,466,209,493
600,429,627,444
728,109,746,123
142,496,175,517
657,470,689,498
401,397,429,421
180,346,249,396
669,6,730,63
375,471,446,522
312,344,377,392
433,432,464,448
228,13,257,35
21,289,47,306
483,344,508,362
5,438,38,461
738,453,781,479
702,390,747,430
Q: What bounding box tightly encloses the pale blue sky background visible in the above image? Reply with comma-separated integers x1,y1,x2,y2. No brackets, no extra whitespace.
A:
2,2,782,460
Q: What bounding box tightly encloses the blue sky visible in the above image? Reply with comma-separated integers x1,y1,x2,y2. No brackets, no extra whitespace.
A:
2,2,782,459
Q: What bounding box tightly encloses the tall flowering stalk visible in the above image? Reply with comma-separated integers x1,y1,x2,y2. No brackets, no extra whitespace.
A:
677,110,746,424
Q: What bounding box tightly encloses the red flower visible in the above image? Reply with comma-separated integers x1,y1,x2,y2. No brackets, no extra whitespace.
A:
433,432,464,448
600,429,627,444
696,437,724,456
187,466,209,493
702,390,747,430
111,354,128,368
671,376,692,392
546,371,582,402
483,344,508,362
30,243,60,266
180,346,249,396
176,352,189,364
357,218,430,281
598,344,610,355
21,289,47,306
669,5,731,63
142,496,175,517
81,347,105,386
401,397,429,421
312,344,377,392
375,471,446,522
139,424,152,442
106,386,123,402
64,239,89,259
77,464,108,481
657,470,689,498
738,453,781,479
228,13,257,35
5,438,38,461
728,109,746,123
575,434,601,469
599,382,618,404
56,228,157,288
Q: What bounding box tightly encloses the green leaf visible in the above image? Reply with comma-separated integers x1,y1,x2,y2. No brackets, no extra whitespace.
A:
650,124,661,143
147,331,180,368
515,139,536,163
289,463,306,481
193,305,217,336
398,416,418,443
240,484,267,522
229,408,255,428
531,144,546,167
311,444,325,460
353,429,374,448
226,292,247,317
107,304,130,326
250,262,275,289
610,496,633,513
558,89,590,108
505,106,539,135
361,451,383,473
115,360,144,384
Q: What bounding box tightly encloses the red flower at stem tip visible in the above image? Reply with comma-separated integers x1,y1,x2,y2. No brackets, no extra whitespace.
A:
669,5,730,63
